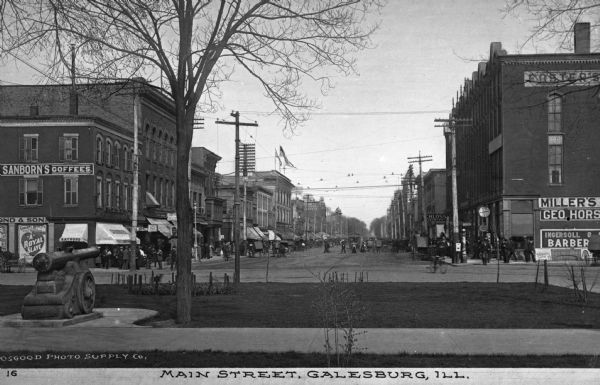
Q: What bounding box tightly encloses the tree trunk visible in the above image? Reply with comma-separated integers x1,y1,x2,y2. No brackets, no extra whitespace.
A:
174,97,194,324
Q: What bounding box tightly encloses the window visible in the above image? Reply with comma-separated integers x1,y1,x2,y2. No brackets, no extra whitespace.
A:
145,125,151,159
96,175,103,207
64,177,78,205
548,94,562,132
123,182,129,211
160,179,165,205
19,177,43,205
115,179,121,210
113,142,121,169
59,135,79,161
123,145,129,171
19,135,38,162
548,135,563,184
106,178,112,208
105,139,113,167
96,136,103,164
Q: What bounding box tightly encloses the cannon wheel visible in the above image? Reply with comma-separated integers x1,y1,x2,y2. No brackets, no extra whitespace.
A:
77,271,96,314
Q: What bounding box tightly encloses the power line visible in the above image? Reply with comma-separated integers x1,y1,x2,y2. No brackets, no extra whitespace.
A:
237,109,450,116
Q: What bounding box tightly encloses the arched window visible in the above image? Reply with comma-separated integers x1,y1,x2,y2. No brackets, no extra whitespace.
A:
96,172,103,208
115,176,121,210
145,124,151,159
114,141,121,169
157,131,163,164
105,138,113,167
123,145,129,171
105,174,112,208
96,136,103,164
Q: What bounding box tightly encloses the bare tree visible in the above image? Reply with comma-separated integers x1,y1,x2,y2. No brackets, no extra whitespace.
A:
0,0,383,324
504,0,600,51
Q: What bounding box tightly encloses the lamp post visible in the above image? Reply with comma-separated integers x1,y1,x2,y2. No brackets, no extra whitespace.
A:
193,202,198,260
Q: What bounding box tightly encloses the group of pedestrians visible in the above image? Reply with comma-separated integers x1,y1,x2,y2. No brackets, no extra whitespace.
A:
99,244,178,271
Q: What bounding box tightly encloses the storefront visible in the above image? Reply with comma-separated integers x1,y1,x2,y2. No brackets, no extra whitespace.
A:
0,217,50,262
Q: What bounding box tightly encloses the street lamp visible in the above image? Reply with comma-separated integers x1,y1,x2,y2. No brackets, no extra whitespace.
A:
193,201,198,260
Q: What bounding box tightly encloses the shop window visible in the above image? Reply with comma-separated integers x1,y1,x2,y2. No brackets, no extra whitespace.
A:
19,134,38,162
19,177,43,206
59,134,78,161
64,177,78,205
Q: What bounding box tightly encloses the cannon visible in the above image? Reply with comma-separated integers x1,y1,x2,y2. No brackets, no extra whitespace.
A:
21,247,99,320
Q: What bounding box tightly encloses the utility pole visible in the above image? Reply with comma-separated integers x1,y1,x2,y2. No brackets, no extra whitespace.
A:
435,116,471,263
129,92,140,273
216,112,258,283
408,152,432,237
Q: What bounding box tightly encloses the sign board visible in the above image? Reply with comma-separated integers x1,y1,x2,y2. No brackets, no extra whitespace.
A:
455,242,461,252
540,229,600,248
0,217,47,224
478,224,488,233
535,248,552,261
538,197,600,208
525,71,600,87
426,214,447,224
0,163,94,176
540,208,600,221
478,206,490,218
166,213,177,222
147,224,158,233
0,224,7,250
18,224,47,263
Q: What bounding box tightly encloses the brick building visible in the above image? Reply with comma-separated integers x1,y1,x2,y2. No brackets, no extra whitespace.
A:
450,23,600,257
0,80,178,262
423,169,447,239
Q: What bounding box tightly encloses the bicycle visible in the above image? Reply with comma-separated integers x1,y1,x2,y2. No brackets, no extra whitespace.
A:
426,256,448,274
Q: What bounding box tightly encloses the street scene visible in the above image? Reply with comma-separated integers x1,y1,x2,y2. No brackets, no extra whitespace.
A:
1,0,600,383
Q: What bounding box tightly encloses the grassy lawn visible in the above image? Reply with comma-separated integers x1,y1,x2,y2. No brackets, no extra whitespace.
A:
2,282,599,328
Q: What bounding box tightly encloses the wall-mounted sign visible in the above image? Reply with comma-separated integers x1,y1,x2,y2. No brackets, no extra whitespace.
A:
18,224,47,263
525,71,600,87
539,197,600,208
0,217,47,223
148,224,158,232
0,163,94,176
426,214,446,223
540,229,600,248
0,224,7,250
166,213,177,222
535,248,552,261
540,209,600,221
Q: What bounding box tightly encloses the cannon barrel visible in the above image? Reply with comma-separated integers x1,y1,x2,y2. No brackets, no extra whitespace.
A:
32,247,100,273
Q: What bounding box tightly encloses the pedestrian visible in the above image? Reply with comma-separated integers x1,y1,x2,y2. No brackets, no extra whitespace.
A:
500,237,508,263
156,247,163,269
506,238,516,262
524,237,535,262
169,247,177,271
121,246,130,270
340,239,346,254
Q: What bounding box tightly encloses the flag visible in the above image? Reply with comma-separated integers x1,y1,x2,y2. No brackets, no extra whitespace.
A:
279,146,296,168
275,148,282,168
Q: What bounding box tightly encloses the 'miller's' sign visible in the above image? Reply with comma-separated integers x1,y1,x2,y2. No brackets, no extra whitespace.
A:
0,163,94,176
538,197,600,208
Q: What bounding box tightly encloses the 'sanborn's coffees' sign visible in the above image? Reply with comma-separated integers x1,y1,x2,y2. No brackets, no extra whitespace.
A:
0,163,94,176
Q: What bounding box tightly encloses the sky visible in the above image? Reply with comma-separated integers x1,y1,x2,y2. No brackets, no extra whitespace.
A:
0,0,568,227
193,0,551,226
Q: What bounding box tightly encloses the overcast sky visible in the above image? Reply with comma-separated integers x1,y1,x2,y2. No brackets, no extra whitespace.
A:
0,0,570,227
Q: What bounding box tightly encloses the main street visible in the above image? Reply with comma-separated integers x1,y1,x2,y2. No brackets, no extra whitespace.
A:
2,246,593,291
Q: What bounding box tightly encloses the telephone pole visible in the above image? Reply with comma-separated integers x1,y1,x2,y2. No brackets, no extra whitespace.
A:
408,152,432,237
216,112,258,283
435,116,471,263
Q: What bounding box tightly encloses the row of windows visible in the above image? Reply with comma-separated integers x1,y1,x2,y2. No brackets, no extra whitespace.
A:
18,177,78,206
96,135,135,171
145,124,176,167
19,134,80,162
96,174,133,211
146,174,175,209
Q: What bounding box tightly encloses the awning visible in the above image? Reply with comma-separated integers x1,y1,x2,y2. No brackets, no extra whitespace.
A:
96,223,133,245
268,230,281,241
59,224,88,243
145,191,160,208
245,227,262,240
147,217,173,237
253,227,267,239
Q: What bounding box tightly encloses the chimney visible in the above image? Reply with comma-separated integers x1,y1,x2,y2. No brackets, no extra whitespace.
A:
574,22,590,54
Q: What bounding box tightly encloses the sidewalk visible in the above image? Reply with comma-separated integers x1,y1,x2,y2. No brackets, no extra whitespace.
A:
1,309,599,355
